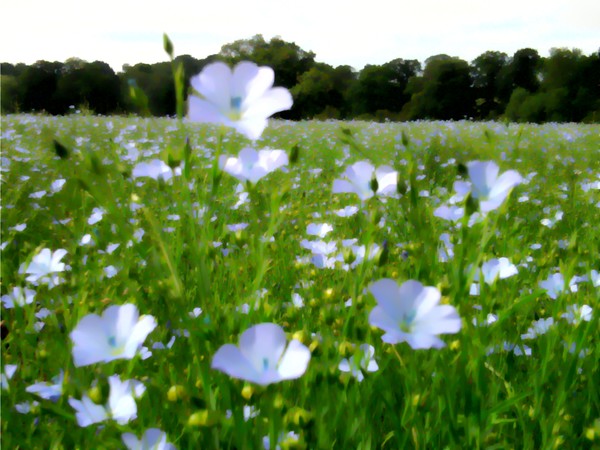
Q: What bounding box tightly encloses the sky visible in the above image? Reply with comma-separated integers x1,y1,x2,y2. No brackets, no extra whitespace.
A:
2,0,599,73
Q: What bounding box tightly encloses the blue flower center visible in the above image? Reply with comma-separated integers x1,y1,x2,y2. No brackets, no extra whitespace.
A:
262,358,270,371
230,96,242,111
399,311,417,333
108,336,117,347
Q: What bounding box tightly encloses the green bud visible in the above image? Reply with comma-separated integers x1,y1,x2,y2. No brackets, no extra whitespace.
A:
53,139,70,159
465,193,479,215
370,177,379,194
289,144,300,165
397,178,407,196
401,130,410,148
376,241,389,267
342,247,356,265
163,33,174,58
167,153,181,170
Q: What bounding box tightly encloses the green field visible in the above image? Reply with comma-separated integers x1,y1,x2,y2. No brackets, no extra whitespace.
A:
1,114,599,449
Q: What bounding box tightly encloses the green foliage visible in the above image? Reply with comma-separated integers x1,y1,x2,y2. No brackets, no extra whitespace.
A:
1,116,599,449
2,42,599,122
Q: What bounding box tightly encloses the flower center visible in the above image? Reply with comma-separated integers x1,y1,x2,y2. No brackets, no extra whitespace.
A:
108,336,125,356
229,96,243,121
399,311,416,333
262,357,270,371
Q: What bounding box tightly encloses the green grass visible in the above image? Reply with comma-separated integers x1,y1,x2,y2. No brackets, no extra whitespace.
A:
1,114,599,449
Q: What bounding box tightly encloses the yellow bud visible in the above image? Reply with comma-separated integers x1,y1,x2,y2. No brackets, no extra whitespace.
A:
88,386,103,404
131,193,140,202
167,385,187,402
188,410,220,427
241,385,254,400
309,340,320,353
449,340,460,351
584,428,595,441
338,341,354,357
273,393,284,409
323,288,334,299
553,436,564,448
292,330,308,344
411,394,421,407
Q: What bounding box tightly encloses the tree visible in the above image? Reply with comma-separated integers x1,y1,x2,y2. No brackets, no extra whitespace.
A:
404,55,474,120
55,59,121,114
220,35,316,90
348,59,419,118
291,63,356,119
17,61,64,114
470,51,508,119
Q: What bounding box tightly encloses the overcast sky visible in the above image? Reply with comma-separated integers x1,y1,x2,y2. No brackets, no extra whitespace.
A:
2,0,598,72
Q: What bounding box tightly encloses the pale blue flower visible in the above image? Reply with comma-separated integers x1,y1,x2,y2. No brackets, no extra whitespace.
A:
212,323,311,386
219,147,288,184
338,344,378,382
26,370,64,402
188,61,293,140
70,304,157,367
368,279,461,349
122,428,176,450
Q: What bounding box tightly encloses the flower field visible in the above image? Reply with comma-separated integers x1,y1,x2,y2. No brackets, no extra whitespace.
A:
1,111,599,448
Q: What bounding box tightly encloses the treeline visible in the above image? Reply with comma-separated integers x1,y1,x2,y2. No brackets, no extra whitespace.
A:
2,35,599,122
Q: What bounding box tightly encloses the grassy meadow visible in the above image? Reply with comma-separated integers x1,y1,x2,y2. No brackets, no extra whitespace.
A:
1,113,599,449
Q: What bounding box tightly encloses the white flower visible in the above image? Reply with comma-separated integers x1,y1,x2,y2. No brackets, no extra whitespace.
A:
122,428,176,450
219,147,288,184
87,207,105,225
188,61,293,140
562,304,592,324
132,159,181,181
1,364,18,390
70,304,157,367
368,279,462,349
433,205,464,222
590,270,599,287
26,370,64,402
475,258,518,285
306,223,333,238
455,161,522,212
22,248,67,287
338,344,379,382
1,286,35,308
539,273,578,299
69,376,145,427
521,318,554,340
332,161,397,201
334,206,359,217
212,323,311,386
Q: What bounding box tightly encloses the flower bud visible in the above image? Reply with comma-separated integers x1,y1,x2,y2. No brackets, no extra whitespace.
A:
88,385,103,404
338,341,354,358
188,410,221,427
241,385,254,400
167,385,187,402
369,175,379,194
163,33,174,58
289,144,300,165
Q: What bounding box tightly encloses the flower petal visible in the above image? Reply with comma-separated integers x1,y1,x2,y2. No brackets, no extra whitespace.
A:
277,339,310,381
